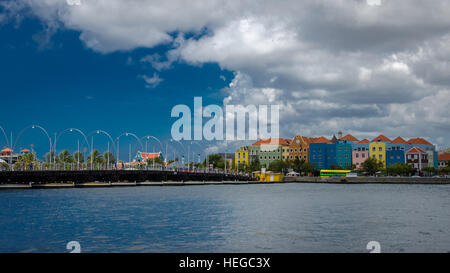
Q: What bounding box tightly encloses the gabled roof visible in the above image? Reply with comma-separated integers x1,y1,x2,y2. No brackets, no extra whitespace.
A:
406,147,426,154
408,137,433,145
340,134,359,142
389,137,408,144
1,148,12,152
438,153,450,161
357,139,370,144
21,149,31,153
252,138,291,146
308,136,332,144
371,134,391,142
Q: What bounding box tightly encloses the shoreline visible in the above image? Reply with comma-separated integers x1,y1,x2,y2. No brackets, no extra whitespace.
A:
1,177,450,190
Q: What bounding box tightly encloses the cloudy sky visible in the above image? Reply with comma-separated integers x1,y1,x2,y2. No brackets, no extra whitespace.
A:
1,0,449,157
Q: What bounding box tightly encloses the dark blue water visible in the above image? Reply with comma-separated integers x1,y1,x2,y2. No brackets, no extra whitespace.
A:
1,183,450,253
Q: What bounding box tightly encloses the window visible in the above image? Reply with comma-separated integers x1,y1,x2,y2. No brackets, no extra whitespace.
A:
362,154,365,158
345,154,348,159
379,147,382,152
379,155,382,159
373,155,376,159
372,147,375,152
356,153,359,158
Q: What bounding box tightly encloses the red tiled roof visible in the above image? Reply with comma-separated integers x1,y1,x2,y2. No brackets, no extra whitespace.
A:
252,138,291,146
408,138,433,145
340,134,359,142
389,137,408,144
407,147,426,154
308,136,332,144
357,139,370,144
1,148,12,152
139,152,161,160
438,153,450,161
21,149,31,153
371,134,391,142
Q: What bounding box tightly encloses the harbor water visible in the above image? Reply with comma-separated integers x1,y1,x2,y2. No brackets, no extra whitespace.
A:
0,183,449,253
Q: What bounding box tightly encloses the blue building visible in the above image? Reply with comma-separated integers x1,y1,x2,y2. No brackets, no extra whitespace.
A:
386,137,408,167
309,142,336,170
336,140,352,169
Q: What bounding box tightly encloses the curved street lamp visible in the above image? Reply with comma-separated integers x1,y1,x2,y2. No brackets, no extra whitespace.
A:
0,125,9,148
55,128,91,170
116,132,144,166
14,124,53,168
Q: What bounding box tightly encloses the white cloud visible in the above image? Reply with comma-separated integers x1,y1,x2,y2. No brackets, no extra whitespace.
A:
2,0,450,145
140,73,163,89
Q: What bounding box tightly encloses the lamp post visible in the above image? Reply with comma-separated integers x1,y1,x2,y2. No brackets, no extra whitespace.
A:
116,132,144,170
14,125,53,170
55,128,90,170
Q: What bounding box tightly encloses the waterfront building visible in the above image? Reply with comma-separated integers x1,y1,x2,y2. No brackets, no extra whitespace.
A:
406,147,428,172
407,138,435,152
438,153,450,168
370,135,391,168
386,137,408,167
308,137,336,170
248,144,260,165
287,135,310,161
352,139,369,169
0,148,19,165
235,146,249,167
335,140,352,170
253,138,291,168
426,150,439,169
339,134,359,144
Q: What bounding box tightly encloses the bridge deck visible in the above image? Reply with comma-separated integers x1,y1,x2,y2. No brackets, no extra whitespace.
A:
0,170,254,185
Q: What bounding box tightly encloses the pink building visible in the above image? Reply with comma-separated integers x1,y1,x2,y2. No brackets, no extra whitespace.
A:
352,139,370,169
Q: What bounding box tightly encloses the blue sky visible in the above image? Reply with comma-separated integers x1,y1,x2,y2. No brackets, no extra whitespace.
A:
0,16,233,160
1,0,450,159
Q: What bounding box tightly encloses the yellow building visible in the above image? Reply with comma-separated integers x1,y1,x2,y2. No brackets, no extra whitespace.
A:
235,146,249,168
369,135,391,168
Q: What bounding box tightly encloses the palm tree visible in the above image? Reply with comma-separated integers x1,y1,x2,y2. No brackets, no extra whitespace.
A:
73,151,84,164
103,151,116,165
87,149,104,169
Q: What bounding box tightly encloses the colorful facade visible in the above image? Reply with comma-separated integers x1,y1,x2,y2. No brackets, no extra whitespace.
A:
406,147,428,172
308,137,336,170
252,138,290,168
369,135,391,168
239,133,439,174
438,153,450,168
335,140,352,169
352,139,369,169
287,135,309,161
235,146,249,167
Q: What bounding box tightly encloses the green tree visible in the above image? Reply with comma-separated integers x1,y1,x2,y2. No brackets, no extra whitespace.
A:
14,153,39,170
44,151,56,163
87,149,104,168
73,151,84,164
422,166,437,177
103,151,116,165
360,157,383,175
204,154,224,170
58,150,73,164
249,157,261,172
268,160,288,173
